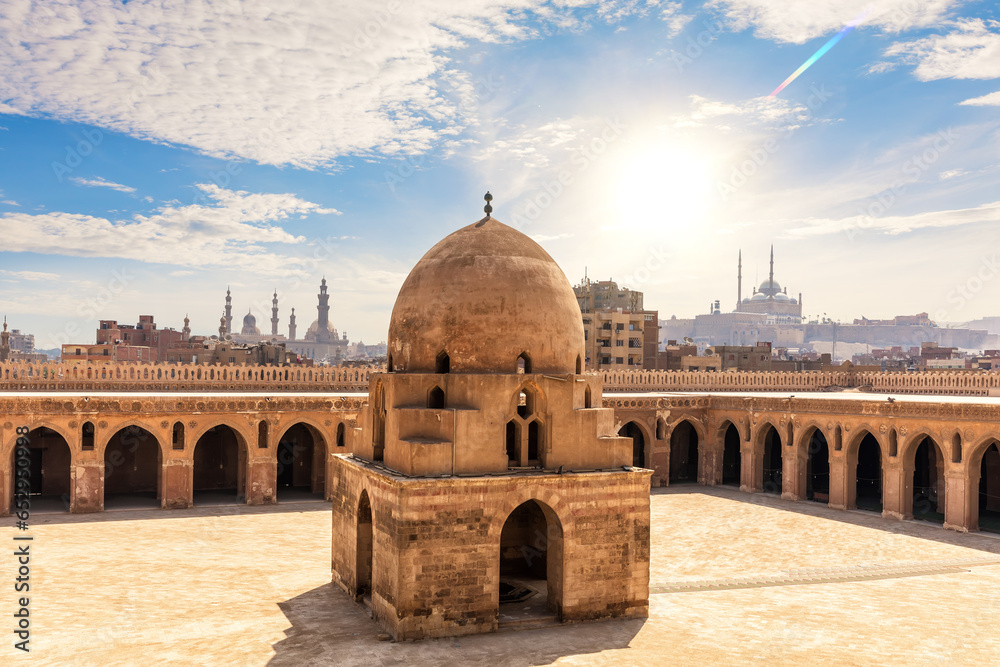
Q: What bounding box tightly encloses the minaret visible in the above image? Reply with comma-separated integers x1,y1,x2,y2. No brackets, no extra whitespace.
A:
218,313,227,340
225,287,233,334
0,317,9,362
288,308,297,341
768,245,774,293
316,277,331,343
182,314,191,339
271,290,279,336
736,249,742,311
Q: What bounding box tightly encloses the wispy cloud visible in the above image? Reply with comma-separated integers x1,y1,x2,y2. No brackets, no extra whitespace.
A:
0,0,656,169
961,90,1000,106
884,18,1000,81
1,200,19,206
0,184,340,275
786,200,1000,238
69,176,137,194
0,269,60,281
708,0,960,45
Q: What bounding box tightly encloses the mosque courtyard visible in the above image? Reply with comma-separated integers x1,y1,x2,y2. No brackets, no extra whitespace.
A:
8,485,1000,666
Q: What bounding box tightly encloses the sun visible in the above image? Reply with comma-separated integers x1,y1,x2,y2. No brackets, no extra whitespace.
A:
611,137,716,234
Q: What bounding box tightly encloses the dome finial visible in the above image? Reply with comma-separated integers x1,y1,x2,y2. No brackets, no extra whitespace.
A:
484,191,493,218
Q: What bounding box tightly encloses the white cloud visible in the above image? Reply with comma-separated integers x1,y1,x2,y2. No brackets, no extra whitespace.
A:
2,200,19,206
660,1,693,37
69,176,137,194
0,0,650,169
939,168,968,180
708,0,959,44
786,200,1000,238
169,270,195,277
0,269,60,281
961,90,1000,106
0,183,341,275
884,19,1000,81
673,94,814,130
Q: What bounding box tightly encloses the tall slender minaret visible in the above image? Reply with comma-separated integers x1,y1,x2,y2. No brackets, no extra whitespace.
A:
288,308,297,341
316,277,331,343
0,317,9,362
736,249,742,311
224,287,233,334
768,245,774,293
182,314,191,340
271,290,279,336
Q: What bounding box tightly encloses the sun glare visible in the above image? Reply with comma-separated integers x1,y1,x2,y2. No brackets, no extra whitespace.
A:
611,138,715,234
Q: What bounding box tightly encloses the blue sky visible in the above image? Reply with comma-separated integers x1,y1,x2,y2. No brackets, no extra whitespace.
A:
1,0,999,350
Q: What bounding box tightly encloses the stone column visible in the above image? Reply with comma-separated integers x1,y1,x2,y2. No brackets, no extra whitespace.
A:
72,461,103,513
828,454,848,510
782,442,802,501
740,438,755,493
162,459,193,509
247,456,276,505
882,459,907,520
943,471,971,532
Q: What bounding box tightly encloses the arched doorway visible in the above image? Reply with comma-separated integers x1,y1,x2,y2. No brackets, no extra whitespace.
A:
722,423,741,486
498,499,563,625
669,421,699,484
356,490,373,602
276,423,327,502
911,436,944,524
192,425,247,506
854,433,882,512
978,442,1000,534
760,424,782,495
10,427,71,513
618,422,645,468
804,428,830,503
103,425,162,510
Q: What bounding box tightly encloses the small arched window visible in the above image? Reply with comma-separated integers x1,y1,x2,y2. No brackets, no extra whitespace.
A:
888,429,898,457
576,355,582,374
428,385,445,409
834,425,843,451
336,422,345,448
436,350,450,374
258,421,268,449
656,418,666,440
172,421,185,451
82,421,95,451
584,385,592,409
952,433,962,463
517,352,531,374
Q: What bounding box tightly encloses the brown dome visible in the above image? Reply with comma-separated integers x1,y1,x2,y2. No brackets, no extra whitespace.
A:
388,216,584,374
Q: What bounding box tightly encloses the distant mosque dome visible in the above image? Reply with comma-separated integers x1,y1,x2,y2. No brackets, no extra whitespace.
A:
241,309,261,336
750,292,768,302
774,292,790,302
305,320,338,340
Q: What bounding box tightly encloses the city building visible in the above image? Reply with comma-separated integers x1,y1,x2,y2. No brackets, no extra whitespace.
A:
575,277,658,370
95,315,189,361
331,200,650,640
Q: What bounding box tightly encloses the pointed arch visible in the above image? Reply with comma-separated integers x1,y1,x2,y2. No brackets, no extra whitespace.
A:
435,350,450,374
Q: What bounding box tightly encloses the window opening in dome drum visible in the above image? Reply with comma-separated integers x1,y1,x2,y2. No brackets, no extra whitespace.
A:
436,351,450,374
428,386,445,409
517,352,531,374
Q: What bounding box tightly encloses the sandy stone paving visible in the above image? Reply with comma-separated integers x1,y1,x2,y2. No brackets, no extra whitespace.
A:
4,487,1000,666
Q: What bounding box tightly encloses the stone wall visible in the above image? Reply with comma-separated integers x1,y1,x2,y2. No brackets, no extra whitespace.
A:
330,455,651,640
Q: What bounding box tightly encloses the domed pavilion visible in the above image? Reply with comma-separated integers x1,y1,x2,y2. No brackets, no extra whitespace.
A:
330,194,651,640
